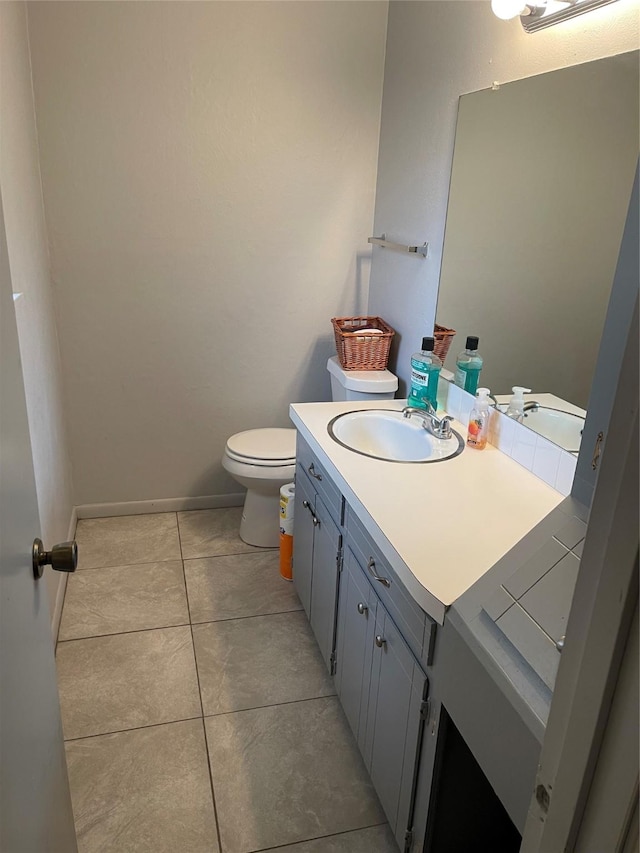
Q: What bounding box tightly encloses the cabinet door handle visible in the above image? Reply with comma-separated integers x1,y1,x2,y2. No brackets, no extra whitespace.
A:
375,635,387,649
302,499,320,527
592,431,604,470
357,602,368,616
308,463,323,481
367,557,390,588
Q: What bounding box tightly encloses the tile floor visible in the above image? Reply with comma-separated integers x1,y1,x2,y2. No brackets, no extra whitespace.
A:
57,508,399,853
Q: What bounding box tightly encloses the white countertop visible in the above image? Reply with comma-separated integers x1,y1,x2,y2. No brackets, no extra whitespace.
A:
289,400,562,625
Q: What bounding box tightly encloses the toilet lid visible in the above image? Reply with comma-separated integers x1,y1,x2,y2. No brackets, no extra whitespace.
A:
226,428,296,464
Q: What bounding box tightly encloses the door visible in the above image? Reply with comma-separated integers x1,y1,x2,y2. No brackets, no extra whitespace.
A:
308,494,341,671
335,547,377,747
0,196,77,851
292,467,315,618
366,606,428,845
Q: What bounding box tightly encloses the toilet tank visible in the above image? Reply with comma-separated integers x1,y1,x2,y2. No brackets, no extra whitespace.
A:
327,356,398,401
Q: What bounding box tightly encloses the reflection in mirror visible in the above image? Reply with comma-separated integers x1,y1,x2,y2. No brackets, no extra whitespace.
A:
436,51,639,436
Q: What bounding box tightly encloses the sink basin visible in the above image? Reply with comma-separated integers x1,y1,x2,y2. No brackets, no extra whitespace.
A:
327,409,464,463
520,406,585,452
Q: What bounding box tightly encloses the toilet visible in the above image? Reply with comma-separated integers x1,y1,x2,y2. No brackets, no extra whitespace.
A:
222,356,398,548
325,355,398,402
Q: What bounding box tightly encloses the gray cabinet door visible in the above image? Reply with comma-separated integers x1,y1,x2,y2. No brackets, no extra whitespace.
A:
292,466,315,618
366,607,428,844
309,494,342,671
335,547,377,748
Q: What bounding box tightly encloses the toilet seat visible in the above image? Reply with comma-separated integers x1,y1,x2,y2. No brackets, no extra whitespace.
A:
224,428,296,467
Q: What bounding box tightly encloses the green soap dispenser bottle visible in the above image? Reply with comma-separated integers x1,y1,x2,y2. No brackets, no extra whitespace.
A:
409,336,442,411
454,335,483,395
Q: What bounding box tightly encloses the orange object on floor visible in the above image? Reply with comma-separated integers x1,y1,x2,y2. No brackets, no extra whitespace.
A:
279,482,295,581
279,532,293,581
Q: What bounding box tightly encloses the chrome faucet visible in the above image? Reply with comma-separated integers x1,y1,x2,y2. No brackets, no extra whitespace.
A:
523,401,540,414
402,404,454,440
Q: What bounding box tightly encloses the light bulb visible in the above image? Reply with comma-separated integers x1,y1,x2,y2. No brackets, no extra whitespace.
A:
491,0,532,19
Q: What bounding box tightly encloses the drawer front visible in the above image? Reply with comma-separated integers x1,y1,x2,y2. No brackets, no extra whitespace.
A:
296,434,343,526
346,504,436,667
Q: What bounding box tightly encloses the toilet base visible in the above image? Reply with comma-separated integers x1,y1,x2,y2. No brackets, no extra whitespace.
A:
239,489,281,548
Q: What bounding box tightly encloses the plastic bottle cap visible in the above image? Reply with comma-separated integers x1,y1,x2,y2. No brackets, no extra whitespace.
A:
422,337,435,351
476,387,491,398
466,335,479,350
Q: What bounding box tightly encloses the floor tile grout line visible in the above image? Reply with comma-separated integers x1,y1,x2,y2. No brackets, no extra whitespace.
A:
76,548,274,571
203,693,339,720
63,713,204,744
56,623,193,646
178,521,220,847
175,513,204,717
58,622,189,645
202,719,225,853
74,556,182,572
177,514,224,853
182,547,276,563
202,691,338,719
190,607,304,627
57,606,305,643
248,822,391,853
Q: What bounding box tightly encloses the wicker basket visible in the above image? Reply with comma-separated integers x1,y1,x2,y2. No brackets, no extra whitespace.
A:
331,316,395,370
433,324,456,364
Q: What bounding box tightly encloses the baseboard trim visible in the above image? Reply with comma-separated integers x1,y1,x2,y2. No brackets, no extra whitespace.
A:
75,493,246,519
52,506,78,646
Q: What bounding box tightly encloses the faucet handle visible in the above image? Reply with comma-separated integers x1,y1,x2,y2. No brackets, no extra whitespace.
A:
436,415,454,439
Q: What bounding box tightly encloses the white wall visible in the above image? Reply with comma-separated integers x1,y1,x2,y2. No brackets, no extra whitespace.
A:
368,0,639,395
0,2,74,625
27,1,388,506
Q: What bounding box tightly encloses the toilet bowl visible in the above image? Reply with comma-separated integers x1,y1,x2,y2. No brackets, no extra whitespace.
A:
223,357,398,548
222,428,296,548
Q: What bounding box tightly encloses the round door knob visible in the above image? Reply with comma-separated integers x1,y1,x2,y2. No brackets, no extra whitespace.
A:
375,635,387,649
357,602,368,615
32,539,78,579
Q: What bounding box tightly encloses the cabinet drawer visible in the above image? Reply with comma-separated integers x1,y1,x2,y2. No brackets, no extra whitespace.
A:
296,434,343,526
346,504,436,668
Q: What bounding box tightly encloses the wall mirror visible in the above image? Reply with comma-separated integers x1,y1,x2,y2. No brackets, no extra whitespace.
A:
436,50,638,446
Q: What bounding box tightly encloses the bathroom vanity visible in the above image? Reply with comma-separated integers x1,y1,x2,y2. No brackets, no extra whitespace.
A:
289,400,569,851
288,54,638,853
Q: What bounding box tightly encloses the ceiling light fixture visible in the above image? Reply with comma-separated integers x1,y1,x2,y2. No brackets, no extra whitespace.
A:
491,0,619,32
